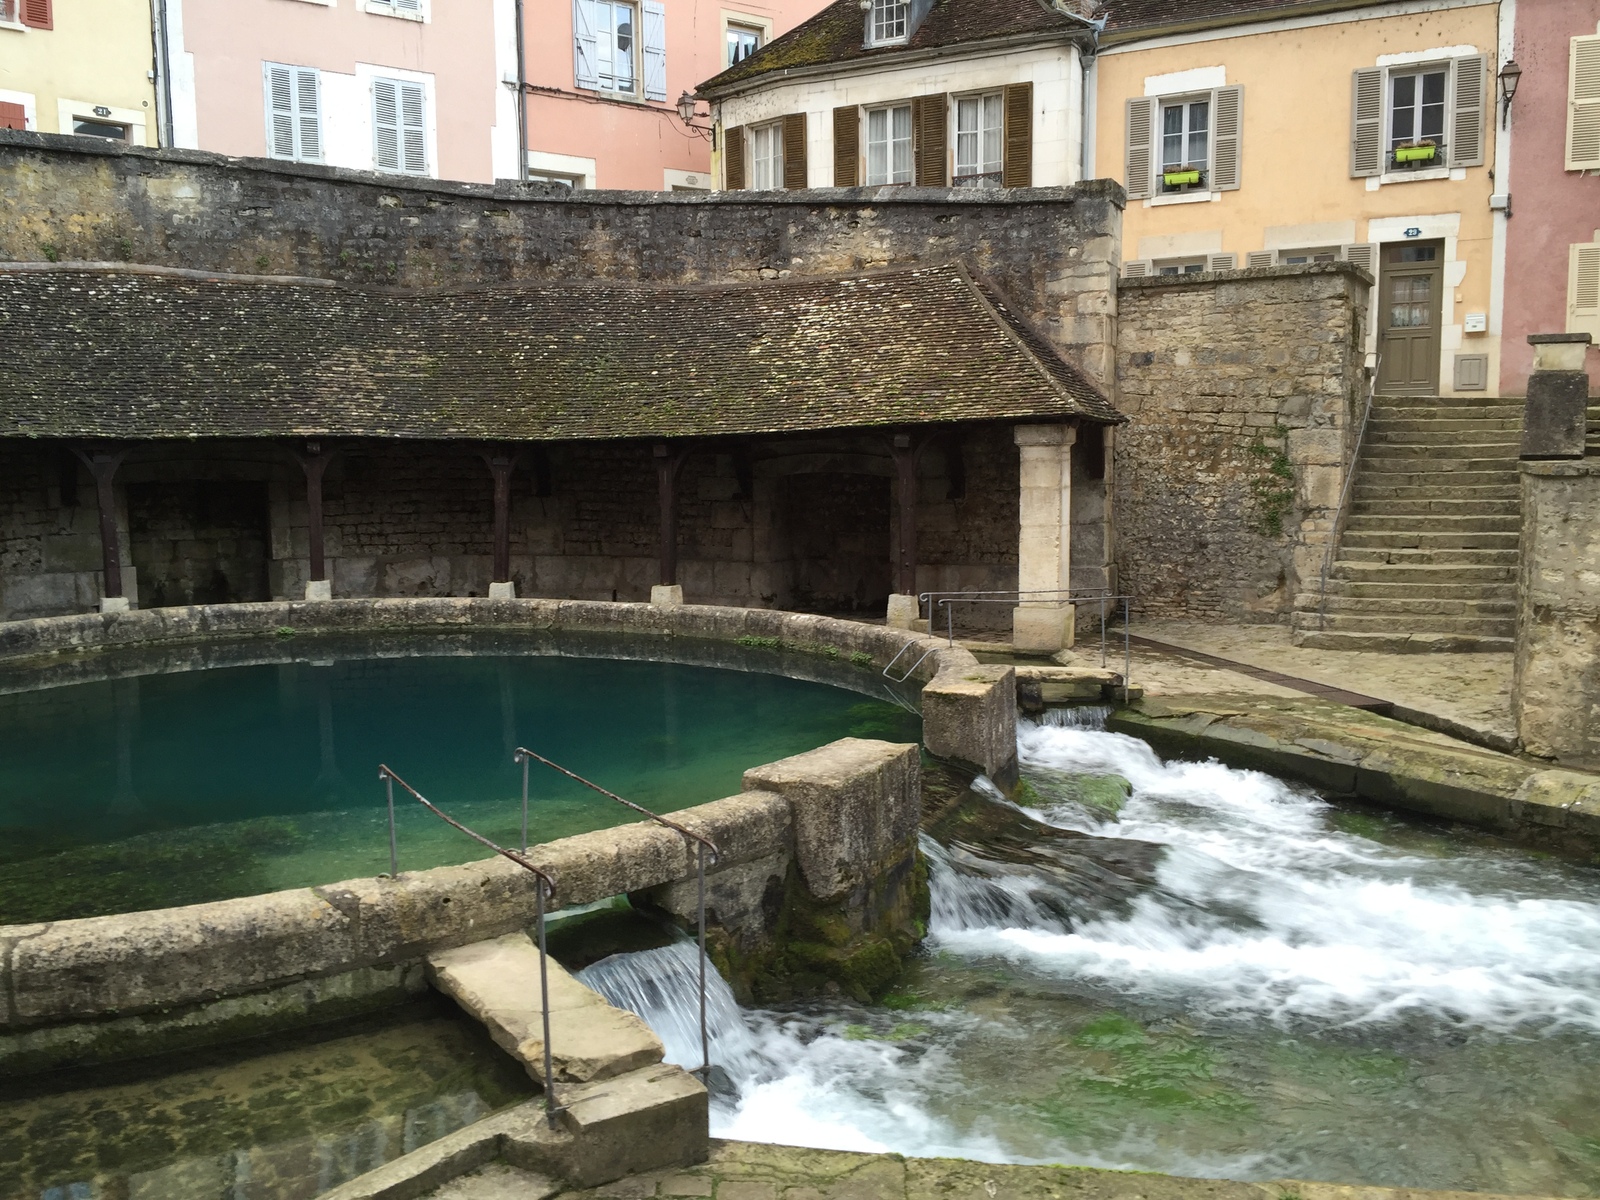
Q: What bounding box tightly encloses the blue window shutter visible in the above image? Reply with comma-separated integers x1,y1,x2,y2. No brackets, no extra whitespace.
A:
573,0,599,90
642,1,667,102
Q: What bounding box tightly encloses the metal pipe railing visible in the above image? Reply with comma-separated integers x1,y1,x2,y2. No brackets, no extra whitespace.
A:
513,748,721,1080
377,764,563,1127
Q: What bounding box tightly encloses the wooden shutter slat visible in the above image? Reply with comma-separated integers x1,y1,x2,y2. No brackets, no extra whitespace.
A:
1568,34,1600,171
642,0,667,102
1448,54,1485,168
1121,260,1151,278
1207,252,1237,272
833,106,859,186
296,67,322,162
782,112,807,189
1124,96,1153,200
1001,82,1031,188
266,65,295,159
913,92,947,186
400,81,427,174
572,0,599,90
1570,242,1600,339
373,78,400,171
1246,250,1275,269
1211,84,1242,190
20,0,51,30
1350,67,1383,177
1340,242,1377,275
724,124,745,189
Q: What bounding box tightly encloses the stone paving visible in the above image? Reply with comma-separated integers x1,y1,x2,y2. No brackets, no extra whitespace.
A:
429,1139,1562,1200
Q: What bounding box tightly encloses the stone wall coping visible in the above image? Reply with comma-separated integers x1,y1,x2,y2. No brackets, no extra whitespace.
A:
1117,261,1373,289
1527,333,1593,344
1520,459,1600,476
0,129,1120,211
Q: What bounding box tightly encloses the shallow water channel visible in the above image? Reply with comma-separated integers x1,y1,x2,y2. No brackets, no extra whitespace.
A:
582,711,1600,1196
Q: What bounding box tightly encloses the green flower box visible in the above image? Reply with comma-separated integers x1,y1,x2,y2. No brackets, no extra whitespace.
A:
1394,143,1437,163
1162,168,1202,186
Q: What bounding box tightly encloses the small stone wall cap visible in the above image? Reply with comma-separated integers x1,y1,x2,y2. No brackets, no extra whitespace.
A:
1527,333,1593,345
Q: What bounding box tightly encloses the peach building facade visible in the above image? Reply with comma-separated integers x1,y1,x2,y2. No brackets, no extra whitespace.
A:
160,0,511,183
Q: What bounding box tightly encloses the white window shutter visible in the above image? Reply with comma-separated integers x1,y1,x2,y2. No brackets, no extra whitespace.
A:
400,81,427,174
1569,34,1600,171
395,0,422,11
295,67,322,162
265,64,296,159
1570,242,1600,339
1121,259,1151,279
573,0,599,90
642,1,667,102
1207,252,1238,272
1211,85,1242,190
1448,54,1485,168
1340,242,1377,274
1350,67,1383,177
1125,97,1153,200
1246,250,1275,269
373,77,400,171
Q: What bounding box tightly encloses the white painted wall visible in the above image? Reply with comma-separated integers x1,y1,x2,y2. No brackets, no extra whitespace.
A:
714,41,1085,188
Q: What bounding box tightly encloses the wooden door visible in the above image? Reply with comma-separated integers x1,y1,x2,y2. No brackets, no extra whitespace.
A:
1377,240,1443,393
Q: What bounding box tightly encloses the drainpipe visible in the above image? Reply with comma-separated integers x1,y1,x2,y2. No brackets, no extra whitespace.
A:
150,0,175,149
515,0,528,181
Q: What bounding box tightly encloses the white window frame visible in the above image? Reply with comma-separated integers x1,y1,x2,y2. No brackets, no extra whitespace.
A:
1158,94,1210,192
0,0,22,28
952,91,1002,188
1387,63,1448,164
748,120,783,189
585,0,639,96
365,0,427,21
864,103,912,185
0,89,35,130
1278,246,1338,265
867,0,907,46
370,73,430,176
263,62,323,163
1154,257,1207,276
528,149,596,189
56,99,148,146
726,21,761,66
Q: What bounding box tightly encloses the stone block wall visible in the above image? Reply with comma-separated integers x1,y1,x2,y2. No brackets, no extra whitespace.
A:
0,132,1124,392
1114,264,1369,622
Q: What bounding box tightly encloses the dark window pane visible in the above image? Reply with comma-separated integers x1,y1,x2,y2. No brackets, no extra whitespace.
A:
73,120,128,140
1421,70,1446,104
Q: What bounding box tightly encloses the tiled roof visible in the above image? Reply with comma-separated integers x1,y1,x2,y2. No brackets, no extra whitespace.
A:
699,0,1089,95
1102,0,1388,35
0,265,1119,442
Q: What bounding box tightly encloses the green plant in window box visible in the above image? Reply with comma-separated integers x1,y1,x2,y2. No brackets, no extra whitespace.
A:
1162,167,1202,187
1393,141,1437,164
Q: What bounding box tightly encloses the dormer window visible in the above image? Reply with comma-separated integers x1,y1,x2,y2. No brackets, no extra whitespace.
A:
868,0,908,45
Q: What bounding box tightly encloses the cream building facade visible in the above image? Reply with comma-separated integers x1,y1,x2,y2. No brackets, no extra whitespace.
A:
0,0,159,144
1097,0,1507,397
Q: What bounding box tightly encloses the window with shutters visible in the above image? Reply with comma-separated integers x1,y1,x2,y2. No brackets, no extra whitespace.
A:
1155,258,1207,276
867,0,907,46
1352,56,1485,179
865,104,912,185
1159,97,1209,192
1125,85,1240,200
372,77,428,175
0,0,17,25
953,92,1002,188
366,0,426,19
575,0,638,94
748,121,784,189
16,0,48,29
264,63,322,163
1569,242,1600,340
1568,33,1600,171
1388,66,1447,168
1280,246,1338,265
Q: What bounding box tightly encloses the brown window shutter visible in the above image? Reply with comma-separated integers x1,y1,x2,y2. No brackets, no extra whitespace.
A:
782,112,808,189
1002,82,1032,188
913,93,948,186
833,105,859,186
21,0,52,28
1349,68,1383,177
0,102,26,131
1448,54,1486,168
723,125,745,190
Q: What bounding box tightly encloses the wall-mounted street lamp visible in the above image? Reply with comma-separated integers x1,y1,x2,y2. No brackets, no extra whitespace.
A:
675,90,715,142
1499,59,1522,129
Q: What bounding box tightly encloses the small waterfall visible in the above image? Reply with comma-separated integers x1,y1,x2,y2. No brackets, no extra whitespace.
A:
576,940,763,1078
1037,705,1111,730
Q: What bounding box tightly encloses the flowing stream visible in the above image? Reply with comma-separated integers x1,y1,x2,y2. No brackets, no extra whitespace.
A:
579,712,1600,1195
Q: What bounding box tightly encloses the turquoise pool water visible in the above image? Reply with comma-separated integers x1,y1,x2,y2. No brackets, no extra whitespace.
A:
0,643,919,923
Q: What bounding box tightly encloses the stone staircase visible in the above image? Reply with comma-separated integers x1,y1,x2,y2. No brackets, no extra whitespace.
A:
1293,395,1523,652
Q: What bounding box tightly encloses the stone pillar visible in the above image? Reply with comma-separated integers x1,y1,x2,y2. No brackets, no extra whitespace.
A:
886,434,922,630
1012,424,1076,652
294,442,334,601
1520,334,1593,459
74,446,130,613
482,447,522,600
652,443,686,606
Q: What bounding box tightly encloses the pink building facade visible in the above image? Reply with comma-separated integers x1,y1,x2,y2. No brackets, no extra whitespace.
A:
159,0,512,184
1500,0,1600,393
523,0,819,190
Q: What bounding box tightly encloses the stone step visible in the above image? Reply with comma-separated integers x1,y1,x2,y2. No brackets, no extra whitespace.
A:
1312,611,1516,636
1365,417,1524,435
1371,397,1524,413
1326,562,1516,584
1292,628,1515,653
1361,442,1519,460
1364,427,1522,445
1319,579,1516,600
1341,529,1520,551
1336,547,1520,565
1316,594,1516,616
1340,513,1521,534
1351,468,1519,488
1357,458,1519,476
1348,498,1520,516
428,932,665,1086
1351,485,1520,503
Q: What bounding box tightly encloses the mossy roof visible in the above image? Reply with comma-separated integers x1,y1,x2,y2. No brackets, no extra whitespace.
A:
0,264,1119,442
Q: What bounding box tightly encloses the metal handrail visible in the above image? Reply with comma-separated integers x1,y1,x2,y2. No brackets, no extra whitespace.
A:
377,764,563,1127
512,748,720,1081
1315,356,1381,628
915,588,1133,702
881,638,940,684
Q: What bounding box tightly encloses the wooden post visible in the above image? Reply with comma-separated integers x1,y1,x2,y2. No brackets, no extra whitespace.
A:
891,434,920,597
482,449,521,584
654,443,687,588
73,446,129,605
292,443,335,597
